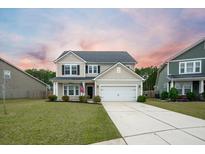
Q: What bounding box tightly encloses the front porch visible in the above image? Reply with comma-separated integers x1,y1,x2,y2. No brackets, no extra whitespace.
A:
167,79,205,96
51,77,96,101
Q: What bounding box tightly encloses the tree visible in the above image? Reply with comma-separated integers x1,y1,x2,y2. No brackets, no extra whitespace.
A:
135,66,158,91
25,69,56,86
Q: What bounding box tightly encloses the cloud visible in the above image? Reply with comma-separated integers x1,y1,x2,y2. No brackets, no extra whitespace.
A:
180,9,205,19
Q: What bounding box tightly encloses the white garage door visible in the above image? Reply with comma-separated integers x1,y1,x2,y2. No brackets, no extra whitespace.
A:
100,85,137,102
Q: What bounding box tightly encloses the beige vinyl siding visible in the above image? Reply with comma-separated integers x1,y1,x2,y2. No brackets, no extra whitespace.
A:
95,63,143,97
56,53,85,77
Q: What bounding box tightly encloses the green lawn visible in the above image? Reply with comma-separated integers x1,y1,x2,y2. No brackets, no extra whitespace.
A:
0,99,121,144
145,98,205,120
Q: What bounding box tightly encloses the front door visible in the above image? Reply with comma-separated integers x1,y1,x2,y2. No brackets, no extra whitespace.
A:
87,86,93,99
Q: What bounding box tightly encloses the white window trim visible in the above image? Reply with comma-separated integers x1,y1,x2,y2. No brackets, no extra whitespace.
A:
175,82,193,95
179,60,201,74
64,64,79,76
64,84,80,96
88,65,98,74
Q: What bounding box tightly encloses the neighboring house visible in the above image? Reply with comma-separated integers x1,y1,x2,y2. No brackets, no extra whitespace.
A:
0,57,48,99
155,38,205,96
51,51,144,102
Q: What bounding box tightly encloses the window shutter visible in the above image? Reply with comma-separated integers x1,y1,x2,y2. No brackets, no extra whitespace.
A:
98,65,100,73
86,65,88,73
62,65,64,75
77,65,80,75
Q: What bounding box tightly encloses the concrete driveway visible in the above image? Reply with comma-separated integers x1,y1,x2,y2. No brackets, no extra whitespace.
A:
102,102,205,145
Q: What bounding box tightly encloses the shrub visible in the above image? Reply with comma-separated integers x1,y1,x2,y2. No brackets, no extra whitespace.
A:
202,92,205,99
48,95,57,102
79,95,88,103
160,91,169,100
169,88,178,102
137,95,146,102
62,96,69,102
186,92,196,101
93,96,101,103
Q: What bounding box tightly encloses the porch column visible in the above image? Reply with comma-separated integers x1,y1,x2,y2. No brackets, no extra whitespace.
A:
94,81,97,96
166,82,169,92
170,80,174,88
53,82,56,95
82,82,85,96
200,80,204,93
56,82,58,96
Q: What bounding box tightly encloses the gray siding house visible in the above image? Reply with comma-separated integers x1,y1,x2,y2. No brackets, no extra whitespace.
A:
155,38,205,96
51,51,144,102
0,57,48,99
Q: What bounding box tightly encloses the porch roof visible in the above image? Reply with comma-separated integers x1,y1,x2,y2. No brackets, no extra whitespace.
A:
168,74,205,81
51,77,94,81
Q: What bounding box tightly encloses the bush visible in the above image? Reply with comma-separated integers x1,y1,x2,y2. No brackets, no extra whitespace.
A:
137,95,146,102
62,96,69,102
160,91,169,100
169,88,178,102
48,95,57,102
202,92,205,99
93,96,101,103
79,95,88,103
186,92,196,101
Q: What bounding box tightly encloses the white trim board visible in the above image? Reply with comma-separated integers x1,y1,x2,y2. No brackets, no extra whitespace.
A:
170,57,205,62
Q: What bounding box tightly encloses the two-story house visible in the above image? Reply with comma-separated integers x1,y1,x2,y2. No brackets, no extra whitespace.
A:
155,38,205,96
51,51,144,102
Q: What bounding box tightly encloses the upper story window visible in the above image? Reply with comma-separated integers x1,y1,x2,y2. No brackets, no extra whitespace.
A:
179,60,201,74
62,64,79,76
88,65,98,74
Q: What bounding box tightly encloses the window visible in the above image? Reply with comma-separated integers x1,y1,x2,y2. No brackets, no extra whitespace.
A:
88,65,93,73
64,85,80,96
64,64,78,75
88,65,98,74
186,62,193,73
69,86,74,95
93,65,98,73
64,65,70,75
175,83,183,95
75,86,79,95
175,82,192,95
195,61,201,73
184,83,192,94
180,63,185,74
179,61,201,74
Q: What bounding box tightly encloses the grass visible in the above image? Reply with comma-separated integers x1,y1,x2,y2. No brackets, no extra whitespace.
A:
0,99,121,144
145,98,205,120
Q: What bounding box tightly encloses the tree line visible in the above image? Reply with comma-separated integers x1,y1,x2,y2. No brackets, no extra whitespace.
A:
25,66,158,91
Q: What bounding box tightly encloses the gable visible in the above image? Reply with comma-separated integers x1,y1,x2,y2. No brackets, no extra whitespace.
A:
57,52,85,63
173,41,205,60
95,63,143,80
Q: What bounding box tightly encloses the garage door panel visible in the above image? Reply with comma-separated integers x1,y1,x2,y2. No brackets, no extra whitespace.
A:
100,86,137,102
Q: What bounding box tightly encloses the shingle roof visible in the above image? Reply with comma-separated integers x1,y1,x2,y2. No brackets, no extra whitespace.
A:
56,51,137,63
51,77,94,81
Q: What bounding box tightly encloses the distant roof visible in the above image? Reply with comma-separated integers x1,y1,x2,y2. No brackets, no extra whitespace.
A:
0,57,48,86
55,51,137,63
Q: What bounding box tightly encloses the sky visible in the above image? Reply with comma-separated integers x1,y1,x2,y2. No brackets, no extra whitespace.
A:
0,8,205,71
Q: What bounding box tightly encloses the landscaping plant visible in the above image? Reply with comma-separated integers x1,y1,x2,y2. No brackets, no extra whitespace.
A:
169,88,178,102
48,95,57,102
137,95,146,102
93,96,101,103
160,91,169,100
79,96,88,103
62,96,69,102
186,92,196,101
